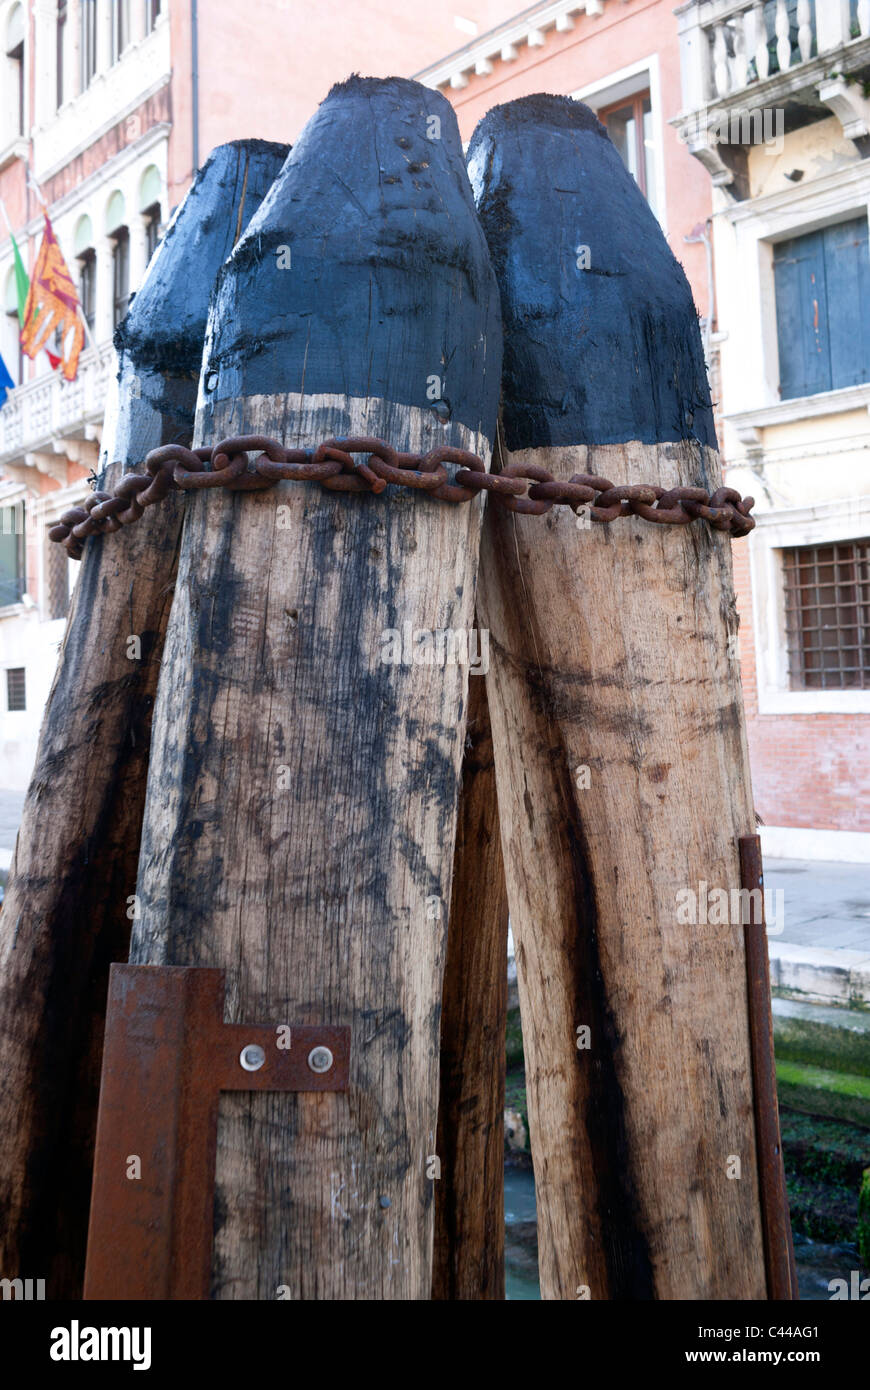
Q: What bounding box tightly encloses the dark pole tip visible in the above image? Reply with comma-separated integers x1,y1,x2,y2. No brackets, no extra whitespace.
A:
470,92,607,142
115,139,289,373
202,77,502,443
468,94,717,454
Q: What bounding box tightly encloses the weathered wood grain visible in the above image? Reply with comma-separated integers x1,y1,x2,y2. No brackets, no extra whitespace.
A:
0,141,287,1297
479,440,766,1300
129,77,502,1300
433,672,509,1300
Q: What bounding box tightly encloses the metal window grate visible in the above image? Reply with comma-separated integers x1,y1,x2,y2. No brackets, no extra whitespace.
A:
783,539,870,690
6,667,25,712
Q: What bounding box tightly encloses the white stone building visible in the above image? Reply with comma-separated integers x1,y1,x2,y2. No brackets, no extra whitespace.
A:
0,0,169,788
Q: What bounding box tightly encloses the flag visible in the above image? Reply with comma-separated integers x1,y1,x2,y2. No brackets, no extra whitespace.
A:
20,213,84,381
0,351,13,404
10,230,29,326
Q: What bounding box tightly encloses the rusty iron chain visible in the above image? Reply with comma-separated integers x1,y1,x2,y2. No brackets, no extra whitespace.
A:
48,435,756,559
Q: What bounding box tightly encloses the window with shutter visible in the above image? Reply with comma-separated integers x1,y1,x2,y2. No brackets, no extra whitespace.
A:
774,216,870,400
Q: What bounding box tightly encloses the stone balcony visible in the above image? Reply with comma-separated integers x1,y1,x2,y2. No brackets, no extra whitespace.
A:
673,0,870,195
0,341,112,482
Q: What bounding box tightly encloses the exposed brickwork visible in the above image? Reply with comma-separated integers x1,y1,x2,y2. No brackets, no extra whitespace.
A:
732,538,870,832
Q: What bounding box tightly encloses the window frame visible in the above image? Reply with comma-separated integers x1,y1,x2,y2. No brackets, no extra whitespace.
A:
9,38,24,137
80,0,97,90
597,91,654,203
56,0,67,110
772,215,870,402
749,496,870,714
0,500,26,610
5,666,26,712
78,247,96,334
111,226,130,328
719,163,870,421
143,202,161,262
111,0,131,64
783,538,870,691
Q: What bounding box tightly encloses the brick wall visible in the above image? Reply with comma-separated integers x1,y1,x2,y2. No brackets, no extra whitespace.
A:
732,540,870,833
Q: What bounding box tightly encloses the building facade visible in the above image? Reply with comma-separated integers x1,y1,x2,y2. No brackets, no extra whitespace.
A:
0,0,171,788
671,0,870,861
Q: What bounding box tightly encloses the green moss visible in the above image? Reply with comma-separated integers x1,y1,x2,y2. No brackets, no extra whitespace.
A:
776,1060,870,1128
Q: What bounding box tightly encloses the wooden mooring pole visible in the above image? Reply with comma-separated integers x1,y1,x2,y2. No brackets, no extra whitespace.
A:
128,77,502,1299
0,141,287,1298
469,95,792,1300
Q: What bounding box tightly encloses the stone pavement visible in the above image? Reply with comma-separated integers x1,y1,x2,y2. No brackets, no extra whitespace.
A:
766,859,870,1007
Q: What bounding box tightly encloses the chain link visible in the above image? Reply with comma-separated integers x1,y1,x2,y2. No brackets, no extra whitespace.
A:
48,435,756,558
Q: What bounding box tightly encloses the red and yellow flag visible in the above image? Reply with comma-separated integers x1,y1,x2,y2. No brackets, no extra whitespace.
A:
20,214,84,382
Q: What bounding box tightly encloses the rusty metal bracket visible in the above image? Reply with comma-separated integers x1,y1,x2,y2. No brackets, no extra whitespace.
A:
739,834,798,1301
83,964,350,1301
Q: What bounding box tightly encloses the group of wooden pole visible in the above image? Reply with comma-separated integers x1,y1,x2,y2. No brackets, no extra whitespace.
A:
0,78,795,1300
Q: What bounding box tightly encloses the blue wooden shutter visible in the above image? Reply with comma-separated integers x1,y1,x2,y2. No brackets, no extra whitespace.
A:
823,216,870,391
774,216,870,400
774,228,830,399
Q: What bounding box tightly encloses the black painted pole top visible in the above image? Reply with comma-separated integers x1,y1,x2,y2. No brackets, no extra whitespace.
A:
202,76,502,445
114,139,290,375
467,94,717,453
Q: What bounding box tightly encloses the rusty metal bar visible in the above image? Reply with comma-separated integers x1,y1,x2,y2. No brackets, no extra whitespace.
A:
739,834,798,1301
83,964,350,1300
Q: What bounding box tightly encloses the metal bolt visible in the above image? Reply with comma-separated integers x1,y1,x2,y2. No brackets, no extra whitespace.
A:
240,1044,266,1072
307,1045,334,1074
379,1195,391,1209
